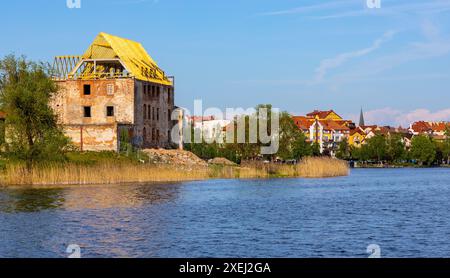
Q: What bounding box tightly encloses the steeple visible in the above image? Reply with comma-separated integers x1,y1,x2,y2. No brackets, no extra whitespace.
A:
359,107,365,127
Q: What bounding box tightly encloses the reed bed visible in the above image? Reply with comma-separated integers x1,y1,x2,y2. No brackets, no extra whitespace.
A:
0,157,349,186
297,157,350,178
1,163,210,186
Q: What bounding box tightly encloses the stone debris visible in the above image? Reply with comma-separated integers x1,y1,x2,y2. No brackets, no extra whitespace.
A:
208,157,237,166
142,149,208,167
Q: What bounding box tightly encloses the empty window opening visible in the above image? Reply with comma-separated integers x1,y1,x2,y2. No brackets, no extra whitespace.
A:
83,84,91,95
84,106,91,118
107,106,114,117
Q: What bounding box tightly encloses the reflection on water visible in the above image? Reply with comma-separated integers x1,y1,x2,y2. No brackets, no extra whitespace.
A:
0,183,182,258
0,183,181,212
0,188,65,213
1,168,450,258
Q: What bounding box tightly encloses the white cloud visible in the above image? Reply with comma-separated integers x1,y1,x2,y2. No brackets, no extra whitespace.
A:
396,108,450,126
313,30,396,83
326,21,450,88
348,107,450,126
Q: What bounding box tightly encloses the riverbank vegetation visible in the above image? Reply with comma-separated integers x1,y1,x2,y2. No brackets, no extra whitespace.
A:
0,155,347,186
336,131,450,167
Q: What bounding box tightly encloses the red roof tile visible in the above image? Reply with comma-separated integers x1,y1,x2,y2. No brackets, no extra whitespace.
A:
292,116,313,130
411,121,432,133
306,110,342,119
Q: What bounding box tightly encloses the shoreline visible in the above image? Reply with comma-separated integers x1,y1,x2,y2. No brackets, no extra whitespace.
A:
0,157,349,187
353,165,450,169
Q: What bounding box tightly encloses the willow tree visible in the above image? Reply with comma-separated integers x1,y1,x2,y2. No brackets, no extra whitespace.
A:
0,55,69,171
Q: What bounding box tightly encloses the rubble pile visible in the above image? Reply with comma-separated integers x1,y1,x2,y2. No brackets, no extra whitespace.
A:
142,149,208,167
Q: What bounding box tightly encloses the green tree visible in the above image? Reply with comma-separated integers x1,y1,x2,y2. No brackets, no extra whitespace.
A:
277,111,311,160
410,135,436,166
443,126,450,165
311,142,321,156
336,138,350,160
0,55,69,171
292,132,312,159
351,144,370,162
386,134,405,163
365,134,387,162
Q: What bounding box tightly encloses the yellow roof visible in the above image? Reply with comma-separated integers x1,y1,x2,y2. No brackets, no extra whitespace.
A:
82,32,172,85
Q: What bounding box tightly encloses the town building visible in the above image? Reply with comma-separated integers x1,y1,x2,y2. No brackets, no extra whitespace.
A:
348,129,366,148
409,121,449,141
292,110,354,154
188,116,231,143
50,33,175,152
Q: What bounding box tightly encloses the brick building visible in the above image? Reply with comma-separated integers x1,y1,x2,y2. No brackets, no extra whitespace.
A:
51,33,175,151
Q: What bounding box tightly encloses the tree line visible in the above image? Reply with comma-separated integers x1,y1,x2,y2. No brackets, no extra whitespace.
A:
336,132,450,166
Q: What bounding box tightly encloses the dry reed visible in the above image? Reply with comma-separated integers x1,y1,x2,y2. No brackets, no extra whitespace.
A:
0,157,349,186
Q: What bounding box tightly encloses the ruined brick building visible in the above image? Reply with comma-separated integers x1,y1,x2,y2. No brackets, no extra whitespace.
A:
51,32,175,151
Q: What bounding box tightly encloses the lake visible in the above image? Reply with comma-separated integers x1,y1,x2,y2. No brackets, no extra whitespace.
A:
1,168,450,258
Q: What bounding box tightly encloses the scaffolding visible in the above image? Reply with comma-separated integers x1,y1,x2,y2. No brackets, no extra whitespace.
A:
51,33,173,86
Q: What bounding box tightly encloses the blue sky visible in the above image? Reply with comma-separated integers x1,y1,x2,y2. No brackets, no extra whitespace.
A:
2,0,450,126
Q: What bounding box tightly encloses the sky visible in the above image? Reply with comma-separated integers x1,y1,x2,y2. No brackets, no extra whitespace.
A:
1,0,450,126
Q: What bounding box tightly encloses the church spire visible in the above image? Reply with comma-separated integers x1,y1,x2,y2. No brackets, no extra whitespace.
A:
359,107,365,127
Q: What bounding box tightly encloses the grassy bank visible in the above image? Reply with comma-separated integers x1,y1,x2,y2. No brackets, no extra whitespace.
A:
0,155,349,186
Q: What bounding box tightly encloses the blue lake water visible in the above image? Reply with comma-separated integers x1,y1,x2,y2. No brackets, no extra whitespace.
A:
1,168,450,258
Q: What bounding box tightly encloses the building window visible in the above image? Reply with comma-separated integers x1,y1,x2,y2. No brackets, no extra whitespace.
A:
148,105,151,120
83,106,91,118
157,108,160,121
152,107,155,120
106,84,114,96
144,105,147,119
168,109,171,121
107,106,114,117
152,128,155,141
157,87,160,98
156,129,160,142
83,84,91,95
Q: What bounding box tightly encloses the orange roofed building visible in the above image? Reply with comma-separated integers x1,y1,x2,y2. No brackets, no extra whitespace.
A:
292,110,355,155
409,121,449,141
